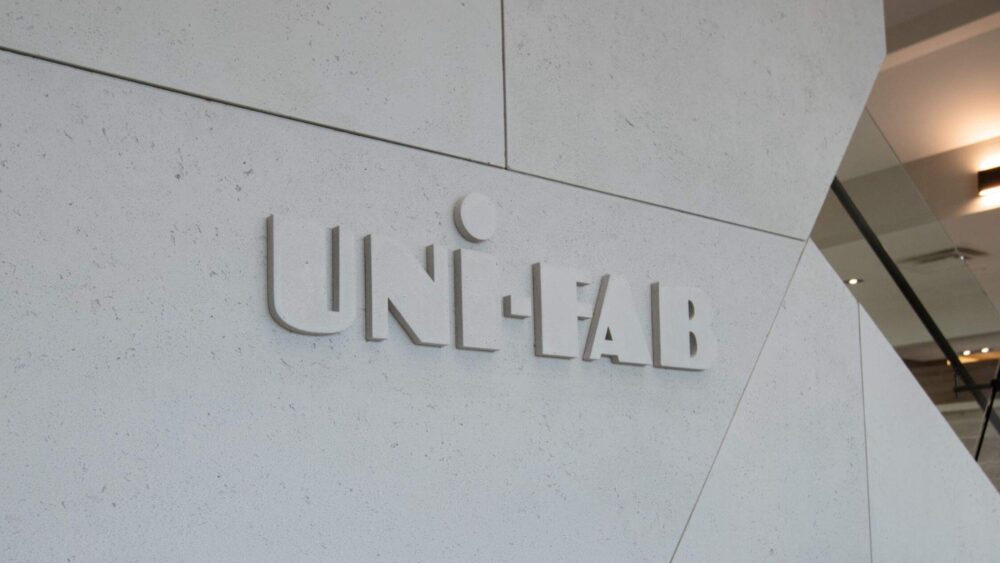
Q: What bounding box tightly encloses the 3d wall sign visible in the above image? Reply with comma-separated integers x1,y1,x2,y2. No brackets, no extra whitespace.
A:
267,194,717,370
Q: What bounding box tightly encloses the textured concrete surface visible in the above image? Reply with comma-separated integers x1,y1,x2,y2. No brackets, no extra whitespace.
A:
0,0,941,559
673,243,871,562
0,0,505,164
0,0,887,236
942,408,1000,493
505,0,885,238
0,52,802,560
861,309,1000,563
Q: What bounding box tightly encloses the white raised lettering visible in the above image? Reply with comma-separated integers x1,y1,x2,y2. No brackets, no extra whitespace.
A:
584,275,651,365
365,235,449,346
652,284,717,370
532,263,591,358
267,215,357,335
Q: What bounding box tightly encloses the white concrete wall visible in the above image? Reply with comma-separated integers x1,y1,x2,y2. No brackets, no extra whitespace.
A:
672,243,871,562
861,310,1000,562
504,0,884,238
0,0,884,238
0,51,800,560
2,1,995,561
0,0,506,164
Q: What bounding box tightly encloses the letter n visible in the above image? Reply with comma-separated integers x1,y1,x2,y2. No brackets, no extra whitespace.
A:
365,234,449,346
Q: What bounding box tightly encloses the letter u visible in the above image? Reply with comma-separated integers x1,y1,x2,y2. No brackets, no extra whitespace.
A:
267,215,357,335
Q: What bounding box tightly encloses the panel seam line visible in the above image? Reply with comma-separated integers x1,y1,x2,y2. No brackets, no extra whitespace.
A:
0,44,805,243
668,240,810,562
500,0,509,169
858,302,876,562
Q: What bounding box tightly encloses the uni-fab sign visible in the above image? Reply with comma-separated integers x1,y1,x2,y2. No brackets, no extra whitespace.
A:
266,193,717,369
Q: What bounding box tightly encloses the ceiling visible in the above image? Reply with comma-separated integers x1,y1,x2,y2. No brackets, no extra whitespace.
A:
883,0,1000,52
884,0,958,27
868,26,1000,162
813,0,1000,361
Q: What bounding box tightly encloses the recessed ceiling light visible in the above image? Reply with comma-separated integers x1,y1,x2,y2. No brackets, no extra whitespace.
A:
982,347,991,354
846,278,862,285
962,349,972,356
978,166,1000,197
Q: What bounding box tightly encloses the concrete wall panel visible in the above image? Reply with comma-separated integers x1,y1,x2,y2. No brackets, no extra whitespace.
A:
0,52,802,561
504,0,885,238
672,242,871,562
0,0,505,164
861,309,1000,562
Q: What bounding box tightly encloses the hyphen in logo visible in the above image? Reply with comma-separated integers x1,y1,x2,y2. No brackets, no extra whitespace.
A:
267,194,716,370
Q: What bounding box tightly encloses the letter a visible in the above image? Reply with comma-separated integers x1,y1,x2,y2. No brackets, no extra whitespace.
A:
584,275,651,365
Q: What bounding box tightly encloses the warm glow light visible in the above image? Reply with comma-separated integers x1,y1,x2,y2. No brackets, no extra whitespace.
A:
979,154,1000,171
979,166,1000,197
979,185,1000,198
962,349,972,356
983,347,991,354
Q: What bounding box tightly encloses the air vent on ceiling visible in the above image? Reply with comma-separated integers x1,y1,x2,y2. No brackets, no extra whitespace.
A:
899,247,986,273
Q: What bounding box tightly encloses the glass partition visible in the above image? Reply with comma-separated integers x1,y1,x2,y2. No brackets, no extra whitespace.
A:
812,110,1000,489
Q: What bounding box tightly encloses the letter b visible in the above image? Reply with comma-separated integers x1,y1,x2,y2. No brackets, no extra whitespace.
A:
652,284,717,371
